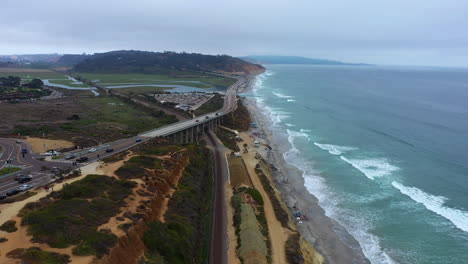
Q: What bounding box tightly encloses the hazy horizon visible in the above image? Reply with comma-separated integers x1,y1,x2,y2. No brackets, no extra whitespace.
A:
1,0,468,67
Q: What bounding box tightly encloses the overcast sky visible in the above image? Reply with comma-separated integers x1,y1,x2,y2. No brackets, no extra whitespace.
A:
1,0,468,66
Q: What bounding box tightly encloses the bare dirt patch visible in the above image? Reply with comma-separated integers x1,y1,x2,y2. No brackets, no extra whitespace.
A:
25,137,74,153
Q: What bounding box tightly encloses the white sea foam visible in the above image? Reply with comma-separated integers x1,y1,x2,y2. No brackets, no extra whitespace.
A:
287,99,296,102
284,133,397,264
252,71,397,263
287,129,310,140
285,123,296,127
340,157,399,180
392,181,468,233
314,142,357,155
272,91,294,99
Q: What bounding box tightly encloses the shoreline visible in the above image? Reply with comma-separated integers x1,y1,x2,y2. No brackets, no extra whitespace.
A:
241,76,370,263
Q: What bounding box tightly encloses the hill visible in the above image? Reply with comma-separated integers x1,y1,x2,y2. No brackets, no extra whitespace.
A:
73,50,265,75
241,55,370,65
57,54,92,66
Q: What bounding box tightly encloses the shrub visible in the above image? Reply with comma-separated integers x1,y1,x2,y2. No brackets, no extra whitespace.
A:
7,247,70,264
21,175,134,254
72,230,117,257
245,188,264,205
0,220,17,233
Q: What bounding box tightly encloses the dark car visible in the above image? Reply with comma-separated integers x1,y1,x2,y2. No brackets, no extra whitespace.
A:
0,195,7,200
17,175,32,184
6,189,21,196
135,138,142,142
76,157,89,163
13,174,25,181
105,148,114,153
65,154,76,160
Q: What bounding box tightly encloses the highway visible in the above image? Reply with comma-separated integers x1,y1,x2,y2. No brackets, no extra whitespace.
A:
0,75,247,197
140,76,244,137
0,138,70,196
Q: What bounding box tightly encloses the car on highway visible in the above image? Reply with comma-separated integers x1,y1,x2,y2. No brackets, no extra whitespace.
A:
205,116,209,119
196,119,199,122
13,174,25,181
18,184,33,191
88,148,97,153
135,138,142,142
16,175,32,184
6,189,21,196
105,148,114,153
0,195,6,200
65,154,76,160
16,139,22,143
76,157,89,163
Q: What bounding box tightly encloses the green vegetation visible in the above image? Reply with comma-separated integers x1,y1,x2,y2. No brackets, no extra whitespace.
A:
232,187,270,264
6,247,71,264
0,191,38,204
143,146,214,264
75,72,235,89
46,79,91,88
255,164,290,228
285,233,305,264
138,145,182,156
223,99,252,132
74,96,177,136
0,167,21,176
0,220,18,233
0,68,65,79
115,155,162,179
110,86,172,96
214,127,240,151
72,50,262,81
21,175,135,256
194,93,224,116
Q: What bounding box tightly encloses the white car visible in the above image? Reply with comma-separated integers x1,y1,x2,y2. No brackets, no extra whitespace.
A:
43,151,59,156
18,184,33,191
88,148,97,153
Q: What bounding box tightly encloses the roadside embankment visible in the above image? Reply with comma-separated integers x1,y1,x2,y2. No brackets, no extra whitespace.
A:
224,119,324,264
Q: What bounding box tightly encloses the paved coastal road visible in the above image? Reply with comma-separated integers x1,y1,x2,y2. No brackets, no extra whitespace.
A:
0,74,248,258
140,76,244,137
207,131,229,264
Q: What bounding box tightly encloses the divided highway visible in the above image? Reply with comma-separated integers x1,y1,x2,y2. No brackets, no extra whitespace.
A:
0,75,246,197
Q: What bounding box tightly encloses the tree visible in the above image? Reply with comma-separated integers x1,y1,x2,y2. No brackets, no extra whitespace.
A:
0,76,21,87
26,78,44,88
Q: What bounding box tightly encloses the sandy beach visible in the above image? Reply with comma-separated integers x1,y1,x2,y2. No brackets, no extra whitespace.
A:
241,79,370,264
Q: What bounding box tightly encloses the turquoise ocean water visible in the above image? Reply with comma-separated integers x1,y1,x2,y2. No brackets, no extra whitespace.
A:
249,65,468,264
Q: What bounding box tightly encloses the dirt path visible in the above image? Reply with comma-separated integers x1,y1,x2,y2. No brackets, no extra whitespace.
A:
225,183,241,264
237,133,290,264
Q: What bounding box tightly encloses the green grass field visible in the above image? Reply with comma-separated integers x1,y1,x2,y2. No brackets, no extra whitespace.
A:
74,73,236,89
110,86,173,95
46,79,91,88
76,97,177,134
0,68,66,79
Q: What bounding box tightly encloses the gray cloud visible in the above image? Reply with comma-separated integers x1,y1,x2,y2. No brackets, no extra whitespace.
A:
1,0,468,66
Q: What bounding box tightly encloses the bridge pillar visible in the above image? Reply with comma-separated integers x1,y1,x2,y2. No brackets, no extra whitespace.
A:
185,129,189,143
180,131,183,144
195,125,199,143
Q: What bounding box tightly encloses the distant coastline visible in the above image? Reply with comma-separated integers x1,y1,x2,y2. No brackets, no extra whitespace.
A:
240,55,372,66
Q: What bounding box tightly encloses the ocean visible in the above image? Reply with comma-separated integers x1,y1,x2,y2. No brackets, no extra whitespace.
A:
248,65,468,264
